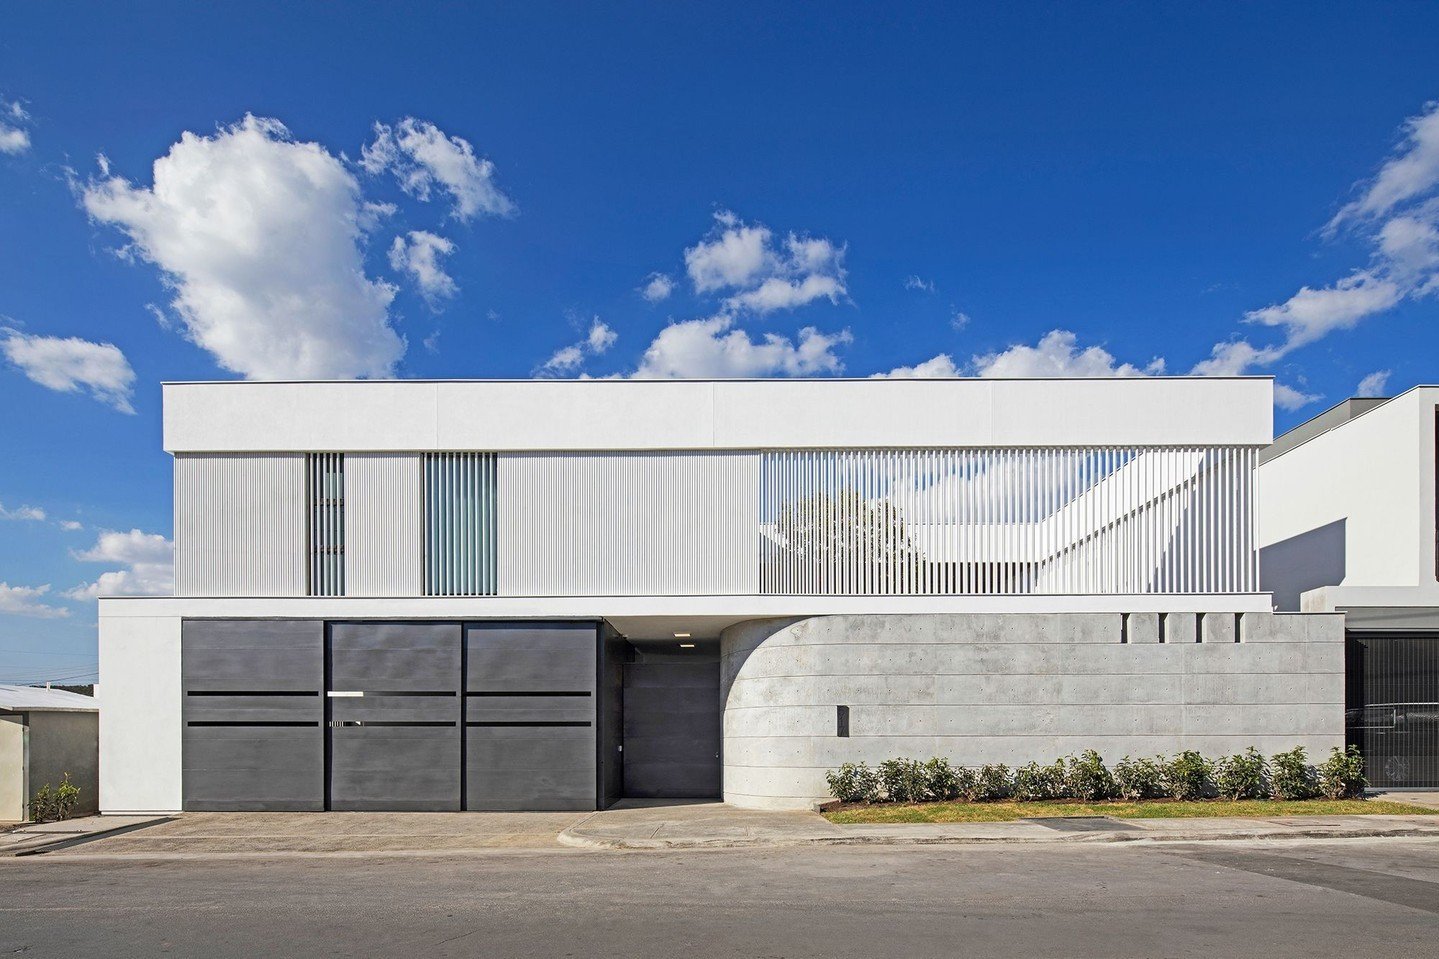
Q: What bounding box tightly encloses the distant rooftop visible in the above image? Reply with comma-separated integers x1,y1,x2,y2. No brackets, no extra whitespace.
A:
1259,396,1393,465
0,684,98,713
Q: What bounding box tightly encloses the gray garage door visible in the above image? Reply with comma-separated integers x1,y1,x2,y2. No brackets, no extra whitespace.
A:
327,622,463,811
623,658,721,798
465,622,598,811
182,620,325,811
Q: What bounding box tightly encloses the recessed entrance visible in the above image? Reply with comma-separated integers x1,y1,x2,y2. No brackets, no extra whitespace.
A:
621,640,721,799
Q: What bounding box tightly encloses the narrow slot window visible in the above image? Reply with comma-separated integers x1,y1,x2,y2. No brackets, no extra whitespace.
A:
836,705,851,737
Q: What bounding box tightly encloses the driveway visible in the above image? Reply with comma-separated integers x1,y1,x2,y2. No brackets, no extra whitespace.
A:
47,811,590,856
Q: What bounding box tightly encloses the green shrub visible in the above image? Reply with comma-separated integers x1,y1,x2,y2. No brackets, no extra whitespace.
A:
1214,748,1268,800
878,758,927,803
1065,750,1115,801
951,765,980,802
30,773,81,823
1113,756,1164,801
825,762,881,803
1316,745,1366,800
1014,760,1068,801
1270,746,1318,800
972,764,1012,801
1162,750,1214,800
919,757,962,801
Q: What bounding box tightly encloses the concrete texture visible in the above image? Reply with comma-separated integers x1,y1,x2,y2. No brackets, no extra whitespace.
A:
42,811,588,856
0,816,164,856
6,839,1439,957
722,612,1346,809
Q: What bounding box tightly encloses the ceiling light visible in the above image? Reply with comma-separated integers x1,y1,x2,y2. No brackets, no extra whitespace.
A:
673,632,691,638
679,643,695,648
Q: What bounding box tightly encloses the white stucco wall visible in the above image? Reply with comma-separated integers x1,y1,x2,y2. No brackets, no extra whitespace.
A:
99,614,182,814
720,612,1345,810
1258,388,1438,609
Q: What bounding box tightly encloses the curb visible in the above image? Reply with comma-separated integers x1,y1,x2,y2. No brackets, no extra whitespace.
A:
556,823,1439,851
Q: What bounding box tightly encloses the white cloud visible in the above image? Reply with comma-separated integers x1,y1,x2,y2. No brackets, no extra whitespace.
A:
0,501,46,521
0,98,29,155
1,328,136,412
59,520,84,531
640,273,675,303
66,528,174,600
972,330,1165,378
631,315,851,378
872,354,962,378
1200,101,1439,377
1273,382,1322,411
388,230,458,304
1356,369,1392,397
904,275,935,292
682,212,847,315
538,317,618,376
362,118,515,221
0,583,68,619
82,115,405,380
951,309,972,331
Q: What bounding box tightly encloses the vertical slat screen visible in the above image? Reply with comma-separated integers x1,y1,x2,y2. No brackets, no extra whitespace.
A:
306,453,345,597
174,453,306,596
759,446,1258,596
423,452,498,596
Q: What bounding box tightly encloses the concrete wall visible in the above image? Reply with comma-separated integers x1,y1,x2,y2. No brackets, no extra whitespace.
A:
99,614,182,814
27,711,99,817
0,715,23,821
720,612,1345,809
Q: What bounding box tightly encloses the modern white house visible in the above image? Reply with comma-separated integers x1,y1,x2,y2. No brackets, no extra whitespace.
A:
99,376,1346,814
1258,386,1439,789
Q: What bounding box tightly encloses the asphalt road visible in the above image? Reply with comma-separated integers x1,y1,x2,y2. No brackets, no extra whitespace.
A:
4,839,1439,958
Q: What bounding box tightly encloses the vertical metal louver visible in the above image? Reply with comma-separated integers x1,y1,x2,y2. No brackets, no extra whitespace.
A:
424,452,498,596
759,446,1258,596
307,453,345,596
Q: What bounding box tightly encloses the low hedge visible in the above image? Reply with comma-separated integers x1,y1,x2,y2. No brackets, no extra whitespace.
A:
825,745,1367,805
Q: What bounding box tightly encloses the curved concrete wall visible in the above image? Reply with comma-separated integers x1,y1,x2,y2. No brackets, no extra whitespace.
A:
720,613,1344,810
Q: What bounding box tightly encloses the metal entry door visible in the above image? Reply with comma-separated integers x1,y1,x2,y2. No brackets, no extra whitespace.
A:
464,622,598,811
326,622,463,811
622,659,721,798
1346,632,1439,788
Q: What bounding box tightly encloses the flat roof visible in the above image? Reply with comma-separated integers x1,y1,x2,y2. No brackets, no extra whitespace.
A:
0,684,98,713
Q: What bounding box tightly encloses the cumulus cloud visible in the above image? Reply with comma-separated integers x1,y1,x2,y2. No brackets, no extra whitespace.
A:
682,212,847,315
1197,101,1439,379
0,583,68,619
631,315,851,378
1356,369,1392,397
82,115,404,380
1,328,136,412
972,330,1165,378
639,273,675,302
59,520,84,531
0,501,46,521
904,275,935,292
362,118,515,221
872,354,962,378
0,98,30,155
538,317,618,376
1273,382,1322,411
389,230,458,304
66,528,174,600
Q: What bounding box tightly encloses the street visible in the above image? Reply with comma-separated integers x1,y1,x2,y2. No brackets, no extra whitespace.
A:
3,838,1438,958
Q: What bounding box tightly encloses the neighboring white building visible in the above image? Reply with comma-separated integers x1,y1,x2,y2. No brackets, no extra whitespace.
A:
1258,386,1439,789
100,376,1344,813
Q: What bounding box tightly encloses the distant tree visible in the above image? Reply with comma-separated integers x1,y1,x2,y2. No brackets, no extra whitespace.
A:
769,489,922,592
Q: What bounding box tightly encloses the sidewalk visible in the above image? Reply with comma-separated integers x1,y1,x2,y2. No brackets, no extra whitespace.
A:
0,815,168,856
558,800,1439,850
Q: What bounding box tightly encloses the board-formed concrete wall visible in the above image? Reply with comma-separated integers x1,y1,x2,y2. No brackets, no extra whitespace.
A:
720,612,1345,809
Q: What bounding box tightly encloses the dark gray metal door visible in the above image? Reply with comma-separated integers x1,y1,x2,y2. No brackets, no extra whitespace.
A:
326,622,462,811
464,622,598,811
182,619,325,811
623,659,721,798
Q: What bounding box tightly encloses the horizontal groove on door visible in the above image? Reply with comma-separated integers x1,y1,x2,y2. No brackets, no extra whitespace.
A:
187,721,321,727
466,690,592,697
186,690,320,697
345,690,458,698
336,721,457,728
467,721,592,727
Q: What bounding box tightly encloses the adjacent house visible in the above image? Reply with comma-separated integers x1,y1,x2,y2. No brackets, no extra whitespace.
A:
1,684,99,822
99,376,1345,813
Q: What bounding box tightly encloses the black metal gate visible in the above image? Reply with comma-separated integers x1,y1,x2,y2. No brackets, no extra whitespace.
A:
1346,632,1439,788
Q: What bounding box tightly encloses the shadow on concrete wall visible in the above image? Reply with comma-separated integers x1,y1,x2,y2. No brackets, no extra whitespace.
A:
1260,518,1346,611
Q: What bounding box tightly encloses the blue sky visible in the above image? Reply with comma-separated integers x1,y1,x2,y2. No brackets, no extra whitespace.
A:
2,3,1438,681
